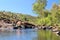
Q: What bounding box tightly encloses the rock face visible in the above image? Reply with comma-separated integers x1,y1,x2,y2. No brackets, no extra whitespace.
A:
0,20,13,30
13,21,36,29
0,19,36,29
16,21,22,27
57,31,60,36
24,23,35,29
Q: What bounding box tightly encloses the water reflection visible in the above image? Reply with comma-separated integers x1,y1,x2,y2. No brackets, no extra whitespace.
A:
0,29,60,40
0,29,37,40
37,30,60,40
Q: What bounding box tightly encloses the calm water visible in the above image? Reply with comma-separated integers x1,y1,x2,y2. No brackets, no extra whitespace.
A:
0,29,60,40
0,29,38,40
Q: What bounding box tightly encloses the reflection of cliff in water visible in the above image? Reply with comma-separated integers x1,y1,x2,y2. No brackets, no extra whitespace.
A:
0,29,37,40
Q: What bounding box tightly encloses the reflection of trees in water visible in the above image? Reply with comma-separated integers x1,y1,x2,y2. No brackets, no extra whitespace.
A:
37,30,60,40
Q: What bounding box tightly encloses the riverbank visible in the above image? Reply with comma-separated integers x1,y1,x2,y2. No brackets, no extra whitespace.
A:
0,18,60,37
0,19,59,31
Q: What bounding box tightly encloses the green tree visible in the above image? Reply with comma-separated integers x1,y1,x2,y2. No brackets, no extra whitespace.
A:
32,0,47,18
51,3,58,25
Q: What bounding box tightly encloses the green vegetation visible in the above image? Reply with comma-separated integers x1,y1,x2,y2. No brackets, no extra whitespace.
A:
33,0,47,18
0,11,38,25
33,0,60,26
0,0,60,26
0,0,60,40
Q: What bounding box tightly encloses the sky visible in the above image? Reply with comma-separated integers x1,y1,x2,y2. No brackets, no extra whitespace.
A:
0,0,59,16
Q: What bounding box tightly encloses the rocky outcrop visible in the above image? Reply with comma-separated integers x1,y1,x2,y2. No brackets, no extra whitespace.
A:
0,20,13,31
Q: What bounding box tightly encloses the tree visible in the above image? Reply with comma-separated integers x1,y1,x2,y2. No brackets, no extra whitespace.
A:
50,3,60,25
32,0,47,18
51,3,58,25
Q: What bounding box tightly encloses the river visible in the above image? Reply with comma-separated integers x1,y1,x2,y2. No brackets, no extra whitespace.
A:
0,29,60,40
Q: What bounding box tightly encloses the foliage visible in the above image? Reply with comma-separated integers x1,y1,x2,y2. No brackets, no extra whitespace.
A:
37,15,51,25
0,0,60,27
0,11,37,25
33,0,60,26
32,0,47,17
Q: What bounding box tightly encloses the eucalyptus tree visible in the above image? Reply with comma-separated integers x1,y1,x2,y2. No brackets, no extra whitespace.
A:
32,0,47,18
50,3,60,26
